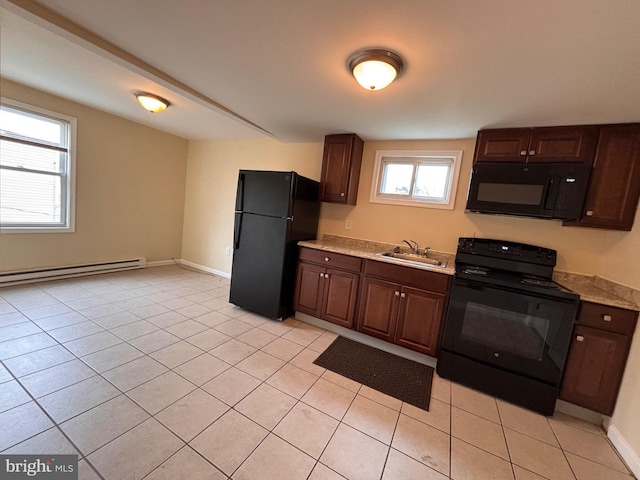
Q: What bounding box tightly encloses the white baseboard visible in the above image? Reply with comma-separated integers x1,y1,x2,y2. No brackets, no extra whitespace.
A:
147,260,177,267
607,424,640,477
177,259,231,278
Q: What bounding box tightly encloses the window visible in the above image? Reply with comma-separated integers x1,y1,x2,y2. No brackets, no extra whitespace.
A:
0,99,76,232
370,150,463,209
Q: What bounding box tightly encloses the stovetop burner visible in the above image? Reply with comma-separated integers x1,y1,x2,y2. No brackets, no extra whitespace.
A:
521,275,559,288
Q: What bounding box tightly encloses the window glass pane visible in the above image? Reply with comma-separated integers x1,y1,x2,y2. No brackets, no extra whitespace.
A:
0,108,64,146
414,164,450,199
0,169,62,224
0,139,64,173
381,163,413,195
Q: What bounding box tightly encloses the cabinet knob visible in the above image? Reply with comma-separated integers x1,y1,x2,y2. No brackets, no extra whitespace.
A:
325,273,330,279
520,150,527,156
576,335,585,342
324,257,330,262
340,193,345,197
586,210,594,217
603,314,612,322
394,291,400,296
400,293,406,298
529,150,536,155
319,273,324,278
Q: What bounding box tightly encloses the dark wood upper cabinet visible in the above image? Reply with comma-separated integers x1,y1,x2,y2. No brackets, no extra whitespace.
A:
564,124,640,231
319,133,364,205
474,126,598,164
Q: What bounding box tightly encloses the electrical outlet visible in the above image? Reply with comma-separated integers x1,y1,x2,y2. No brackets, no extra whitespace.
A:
345,219,353,230
225,247,231,255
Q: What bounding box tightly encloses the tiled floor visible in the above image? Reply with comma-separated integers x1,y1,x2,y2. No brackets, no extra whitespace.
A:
0,265,635,480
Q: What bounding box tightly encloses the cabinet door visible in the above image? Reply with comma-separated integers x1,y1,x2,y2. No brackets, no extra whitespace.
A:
573,125,640,230
322,269,360,329
528,126,598,164
474,128,531,163
319,134,363,205
357,277,400,342
559,325,629,415
394,286,446,356
293,262,325,317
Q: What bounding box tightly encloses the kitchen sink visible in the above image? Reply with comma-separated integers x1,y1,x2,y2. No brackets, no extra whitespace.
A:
376,251,446,268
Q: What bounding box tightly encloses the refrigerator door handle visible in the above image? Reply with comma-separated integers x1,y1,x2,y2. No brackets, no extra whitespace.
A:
234,212,243,250
236,172,245,212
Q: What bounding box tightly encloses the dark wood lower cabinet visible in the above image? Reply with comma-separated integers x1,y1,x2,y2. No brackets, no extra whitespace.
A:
321,269,359,328
394,286,446,356
357,277,400,342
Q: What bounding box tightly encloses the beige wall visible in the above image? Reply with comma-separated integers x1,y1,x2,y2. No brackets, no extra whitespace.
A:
0,80,188,271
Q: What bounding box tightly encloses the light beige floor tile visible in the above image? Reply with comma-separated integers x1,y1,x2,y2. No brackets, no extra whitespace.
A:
258,320,294,336
129,330,181,354
513,465,550,479
391,413,450,476
190,409,268,476
63,331,123,357
150,340,204,368
301,378,357,420
233,433,315,480
359,385,402,411
451,437,515,480
307,334,335,353
174,303,212,318
0,363,11,383
218,305,248,318
320,423,389,480
92,311,139,329
156,388,228,442
129,303,171,319
147,311,191,329
282,326,323,347
0,333,58,360
60,394,149,454
383,448,448,480
210,339,257,364
81,342,144,373
0,402,54,450
158,298,195,312
236,327,278,348
127,371,196,414
266,363,318,398
48,321,104,343
431,373,451,404
343,395,399,445
193,311,232,328
146,446,226,480
261,337,305,361
290,348,327,376
4,345,76,378
550,420,629,473
33,311,87,331
273,402,339,459
497,399,559,446
202,367,261,406
102,355,168,392
452,406,509,460
235,350,286,381
88,418,183,480
505,428,575,480
214,319,254,337
76,303,124,320
22,303,73,321
78,460,101,480
164,319,209,339
0,321,42,342
308,462,347,479
237,312,269,327
0,380,33,413
451,382,500,423
4,426,79,456
38,376,120,423
173,353,230,386
401,397,450,434
110,320,159,340
235,383,297,430
549,412,605,436
321,370,361,393
185,329,232,351
566,452,634,480
200,297,231,311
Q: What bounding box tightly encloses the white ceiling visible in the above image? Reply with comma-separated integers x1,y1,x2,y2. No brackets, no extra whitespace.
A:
1,0,639,142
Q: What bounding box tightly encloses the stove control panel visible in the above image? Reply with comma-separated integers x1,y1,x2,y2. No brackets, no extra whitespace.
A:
457,238,556,266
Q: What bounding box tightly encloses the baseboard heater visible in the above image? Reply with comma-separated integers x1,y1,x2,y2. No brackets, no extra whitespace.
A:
0,257,147,287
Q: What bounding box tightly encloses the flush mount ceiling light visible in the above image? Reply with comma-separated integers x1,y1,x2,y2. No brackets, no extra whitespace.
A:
347,48,404,91
134,91,170,113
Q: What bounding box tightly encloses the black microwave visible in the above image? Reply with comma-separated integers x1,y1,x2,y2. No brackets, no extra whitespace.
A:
466,163,592,220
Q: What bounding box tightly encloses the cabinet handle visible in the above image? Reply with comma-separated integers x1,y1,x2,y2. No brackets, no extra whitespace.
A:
520,150,527,156
324,257,330,262
529,150,536,155
603,314,612,322
576,335,585,342
319,273,324,278
394,291,400,296
400,293,406,298
585,210,594,217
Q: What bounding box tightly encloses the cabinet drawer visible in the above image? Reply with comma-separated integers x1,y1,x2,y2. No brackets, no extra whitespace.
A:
577,302,638,335
364,260,450,294
298,247,362,272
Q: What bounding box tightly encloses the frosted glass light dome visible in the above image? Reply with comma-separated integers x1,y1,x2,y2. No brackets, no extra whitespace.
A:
348,49,404,91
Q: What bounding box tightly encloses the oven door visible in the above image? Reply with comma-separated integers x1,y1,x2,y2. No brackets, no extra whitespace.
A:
441,278,578,386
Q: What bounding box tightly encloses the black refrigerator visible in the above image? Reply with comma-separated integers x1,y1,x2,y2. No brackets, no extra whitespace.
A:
229,170,320,320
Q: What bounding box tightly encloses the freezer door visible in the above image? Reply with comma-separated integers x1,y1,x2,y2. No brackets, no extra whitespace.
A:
229,213,291,319
236,170,295,218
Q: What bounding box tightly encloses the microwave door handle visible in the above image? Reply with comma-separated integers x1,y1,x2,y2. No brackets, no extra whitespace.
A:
543,178,557,210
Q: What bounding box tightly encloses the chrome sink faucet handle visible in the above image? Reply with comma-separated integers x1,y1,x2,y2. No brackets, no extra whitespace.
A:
401,239,419,254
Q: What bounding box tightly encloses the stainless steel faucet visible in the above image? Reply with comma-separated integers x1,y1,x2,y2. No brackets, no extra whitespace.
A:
402,239,419,255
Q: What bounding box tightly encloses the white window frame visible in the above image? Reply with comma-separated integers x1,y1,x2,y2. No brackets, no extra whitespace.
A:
0,98,76,233
369,149,463,209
